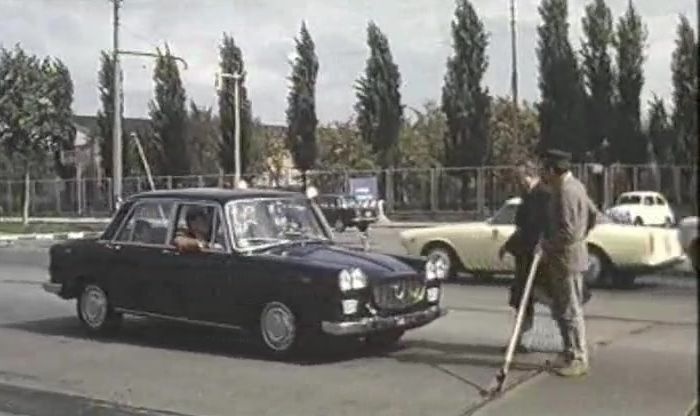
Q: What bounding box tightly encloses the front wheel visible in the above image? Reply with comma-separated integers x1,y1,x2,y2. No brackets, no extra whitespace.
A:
585,247,609,287
633,217,644,226
259,301,301,358
77,283,122,335
365,330,405,349
424,245,457,280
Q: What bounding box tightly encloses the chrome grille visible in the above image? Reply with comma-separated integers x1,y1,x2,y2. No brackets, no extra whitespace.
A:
372,277,425,311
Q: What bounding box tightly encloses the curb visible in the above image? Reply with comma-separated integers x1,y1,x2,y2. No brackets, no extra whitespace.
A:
0,231,101,246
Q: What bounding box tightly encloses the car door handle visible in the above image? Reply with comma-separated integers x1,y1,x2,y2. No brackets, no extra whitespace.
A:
106,244,121,251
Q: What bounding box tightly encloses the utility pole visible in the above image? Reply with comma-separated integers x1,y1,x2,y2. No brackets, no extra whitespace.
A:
509,0,519,143
217,72,243,187
112,0,123,209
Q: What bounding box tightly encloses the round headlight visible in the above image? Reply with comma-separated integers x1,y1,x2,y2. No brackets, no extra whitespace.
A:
425,260,438,280
425,257,448,280
339,268,368,291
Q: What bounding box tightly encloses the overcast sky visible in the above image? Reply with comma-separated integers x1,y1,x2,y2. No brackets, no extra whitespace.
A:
1,0,696,125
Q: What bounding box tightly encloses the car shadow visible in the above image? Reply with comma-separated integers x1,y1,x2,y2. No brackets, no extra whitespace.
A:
1,315,382,366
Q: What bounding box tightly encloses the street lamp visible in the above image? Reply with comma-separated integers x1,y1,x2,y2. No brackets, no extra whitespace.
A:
216,71,245,188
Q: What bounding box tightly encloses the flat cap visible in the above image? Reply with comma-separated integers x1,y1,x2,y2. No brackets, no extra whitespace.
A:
542,149,572,161
541,148,572,170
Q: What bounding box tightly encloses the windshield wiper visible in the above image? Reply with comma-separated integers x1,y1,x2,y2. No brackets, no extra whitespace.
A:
281,230,328,242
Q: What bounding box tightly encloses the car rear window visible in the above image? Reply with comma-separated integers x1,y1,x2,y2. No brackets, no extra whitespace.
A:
617,195,641,204
114,201,174,245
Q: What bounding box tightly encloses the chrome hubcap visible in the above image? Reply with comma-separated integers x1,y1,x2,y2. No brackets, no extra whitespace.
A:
261,302,296,352
80,286,108,329
428,250,451,277
585,254,602,285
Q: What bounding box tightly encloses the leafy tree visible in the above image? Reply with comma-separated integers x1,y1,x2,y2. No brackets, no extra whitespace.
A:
249,122,289,186
317,119,376,171
148,45,189,175
355,21,403,169
670,15,698,165
286,22,319,188
581,0,615,156
489,98,540,166
186,102,220,175
536,0,586,159
42,58,76,180
96,51,118,179
613,1,648,163
441,0,490,168
645,95,673,164
398,101,446,168
0,46,58,223
218,34,253,175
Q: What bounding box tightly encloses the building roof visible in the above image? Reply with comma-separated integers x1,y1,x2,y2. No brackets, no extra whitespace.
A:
129,187,300,203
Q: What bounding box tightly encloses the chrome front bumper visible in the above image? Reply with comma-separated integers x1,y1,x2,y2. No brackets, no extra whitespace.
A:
42,282,62,295
321,305,446,336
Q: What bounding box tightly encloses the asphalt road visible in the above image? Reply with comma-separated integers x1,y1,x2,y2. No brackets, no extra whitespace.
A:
0,229,696,416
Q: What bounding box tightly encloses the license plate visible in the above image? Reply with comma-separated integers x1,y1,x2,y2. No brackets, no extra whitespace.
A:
396,317,406,326
365,211,371,217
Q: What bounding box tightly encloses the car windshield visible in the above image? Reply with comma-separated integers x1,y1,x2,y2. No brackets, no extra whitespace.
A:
227,197,329,250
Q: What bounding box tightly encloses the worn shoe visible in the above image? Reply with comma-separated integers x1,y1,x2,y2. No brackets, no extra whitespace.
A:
554,359,589,377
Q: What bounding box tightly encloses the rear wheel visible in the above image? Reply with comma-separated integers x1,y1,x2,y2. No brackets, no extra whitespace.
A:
77,283,122,335
423,244,458,280
664,217,674,228
633,217,643,226
689,240,699,273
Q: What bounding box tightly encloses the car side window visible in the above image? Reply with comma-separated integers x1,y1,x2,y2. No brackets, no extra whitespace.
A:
655,197,665,205
174,204,226,252
643,196,654,206
114,201,174,245
491,204,517,225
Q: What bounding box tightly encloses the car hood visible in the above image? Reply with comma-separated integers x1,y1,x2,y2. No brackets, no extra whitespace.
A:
265,243,418,276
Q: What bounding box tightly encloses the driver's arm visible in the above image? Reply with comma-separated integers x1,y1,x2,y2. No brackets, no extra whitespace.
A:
173,230,204,252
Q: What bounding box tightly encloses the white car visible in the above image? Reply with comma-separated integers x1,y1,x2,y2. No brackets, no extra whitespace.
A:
605,191,675,227
678,216,698,271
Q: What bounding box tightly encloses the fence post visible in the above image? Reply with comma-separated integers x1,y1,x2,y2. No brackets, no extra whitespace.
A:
3,180,10,216
30,179,37,216
197,175,204,188
343,171,350,193
54,178,61,215
106,178,113,212
429,168,437,212
385,169,394,213
631,166,639,190
476,168,485,216
167,176,173,189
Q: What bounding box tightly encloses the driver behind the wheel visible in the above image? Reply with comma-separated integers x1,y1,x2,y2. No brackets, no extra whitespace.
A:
174,207,214,252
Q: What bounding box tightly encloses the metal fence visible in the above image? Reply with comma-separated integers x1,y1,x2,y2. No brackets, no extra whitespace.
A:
0,164,696,218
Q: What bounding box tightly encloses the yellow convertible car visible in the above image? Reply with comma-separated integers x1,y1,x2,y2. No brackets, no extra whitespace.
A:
399,197,685,288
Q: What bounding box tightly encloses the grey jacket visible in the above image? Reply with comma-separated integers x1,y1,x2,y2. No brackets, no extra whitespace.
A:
545,173,598,273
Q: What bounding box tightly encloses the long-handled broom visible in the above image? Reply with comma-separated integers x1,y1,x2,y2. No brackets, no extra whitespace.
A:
483,248,543,398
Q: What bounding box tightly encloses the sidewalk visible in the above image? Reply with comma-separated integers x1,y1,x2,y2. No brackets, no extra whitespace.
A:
477,323,698,416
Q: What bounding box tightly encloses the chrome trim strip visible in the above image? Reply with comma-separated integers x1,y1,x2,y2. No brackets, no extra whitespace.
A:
42,282,62,295
321,305,446,336
113,308,243,331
